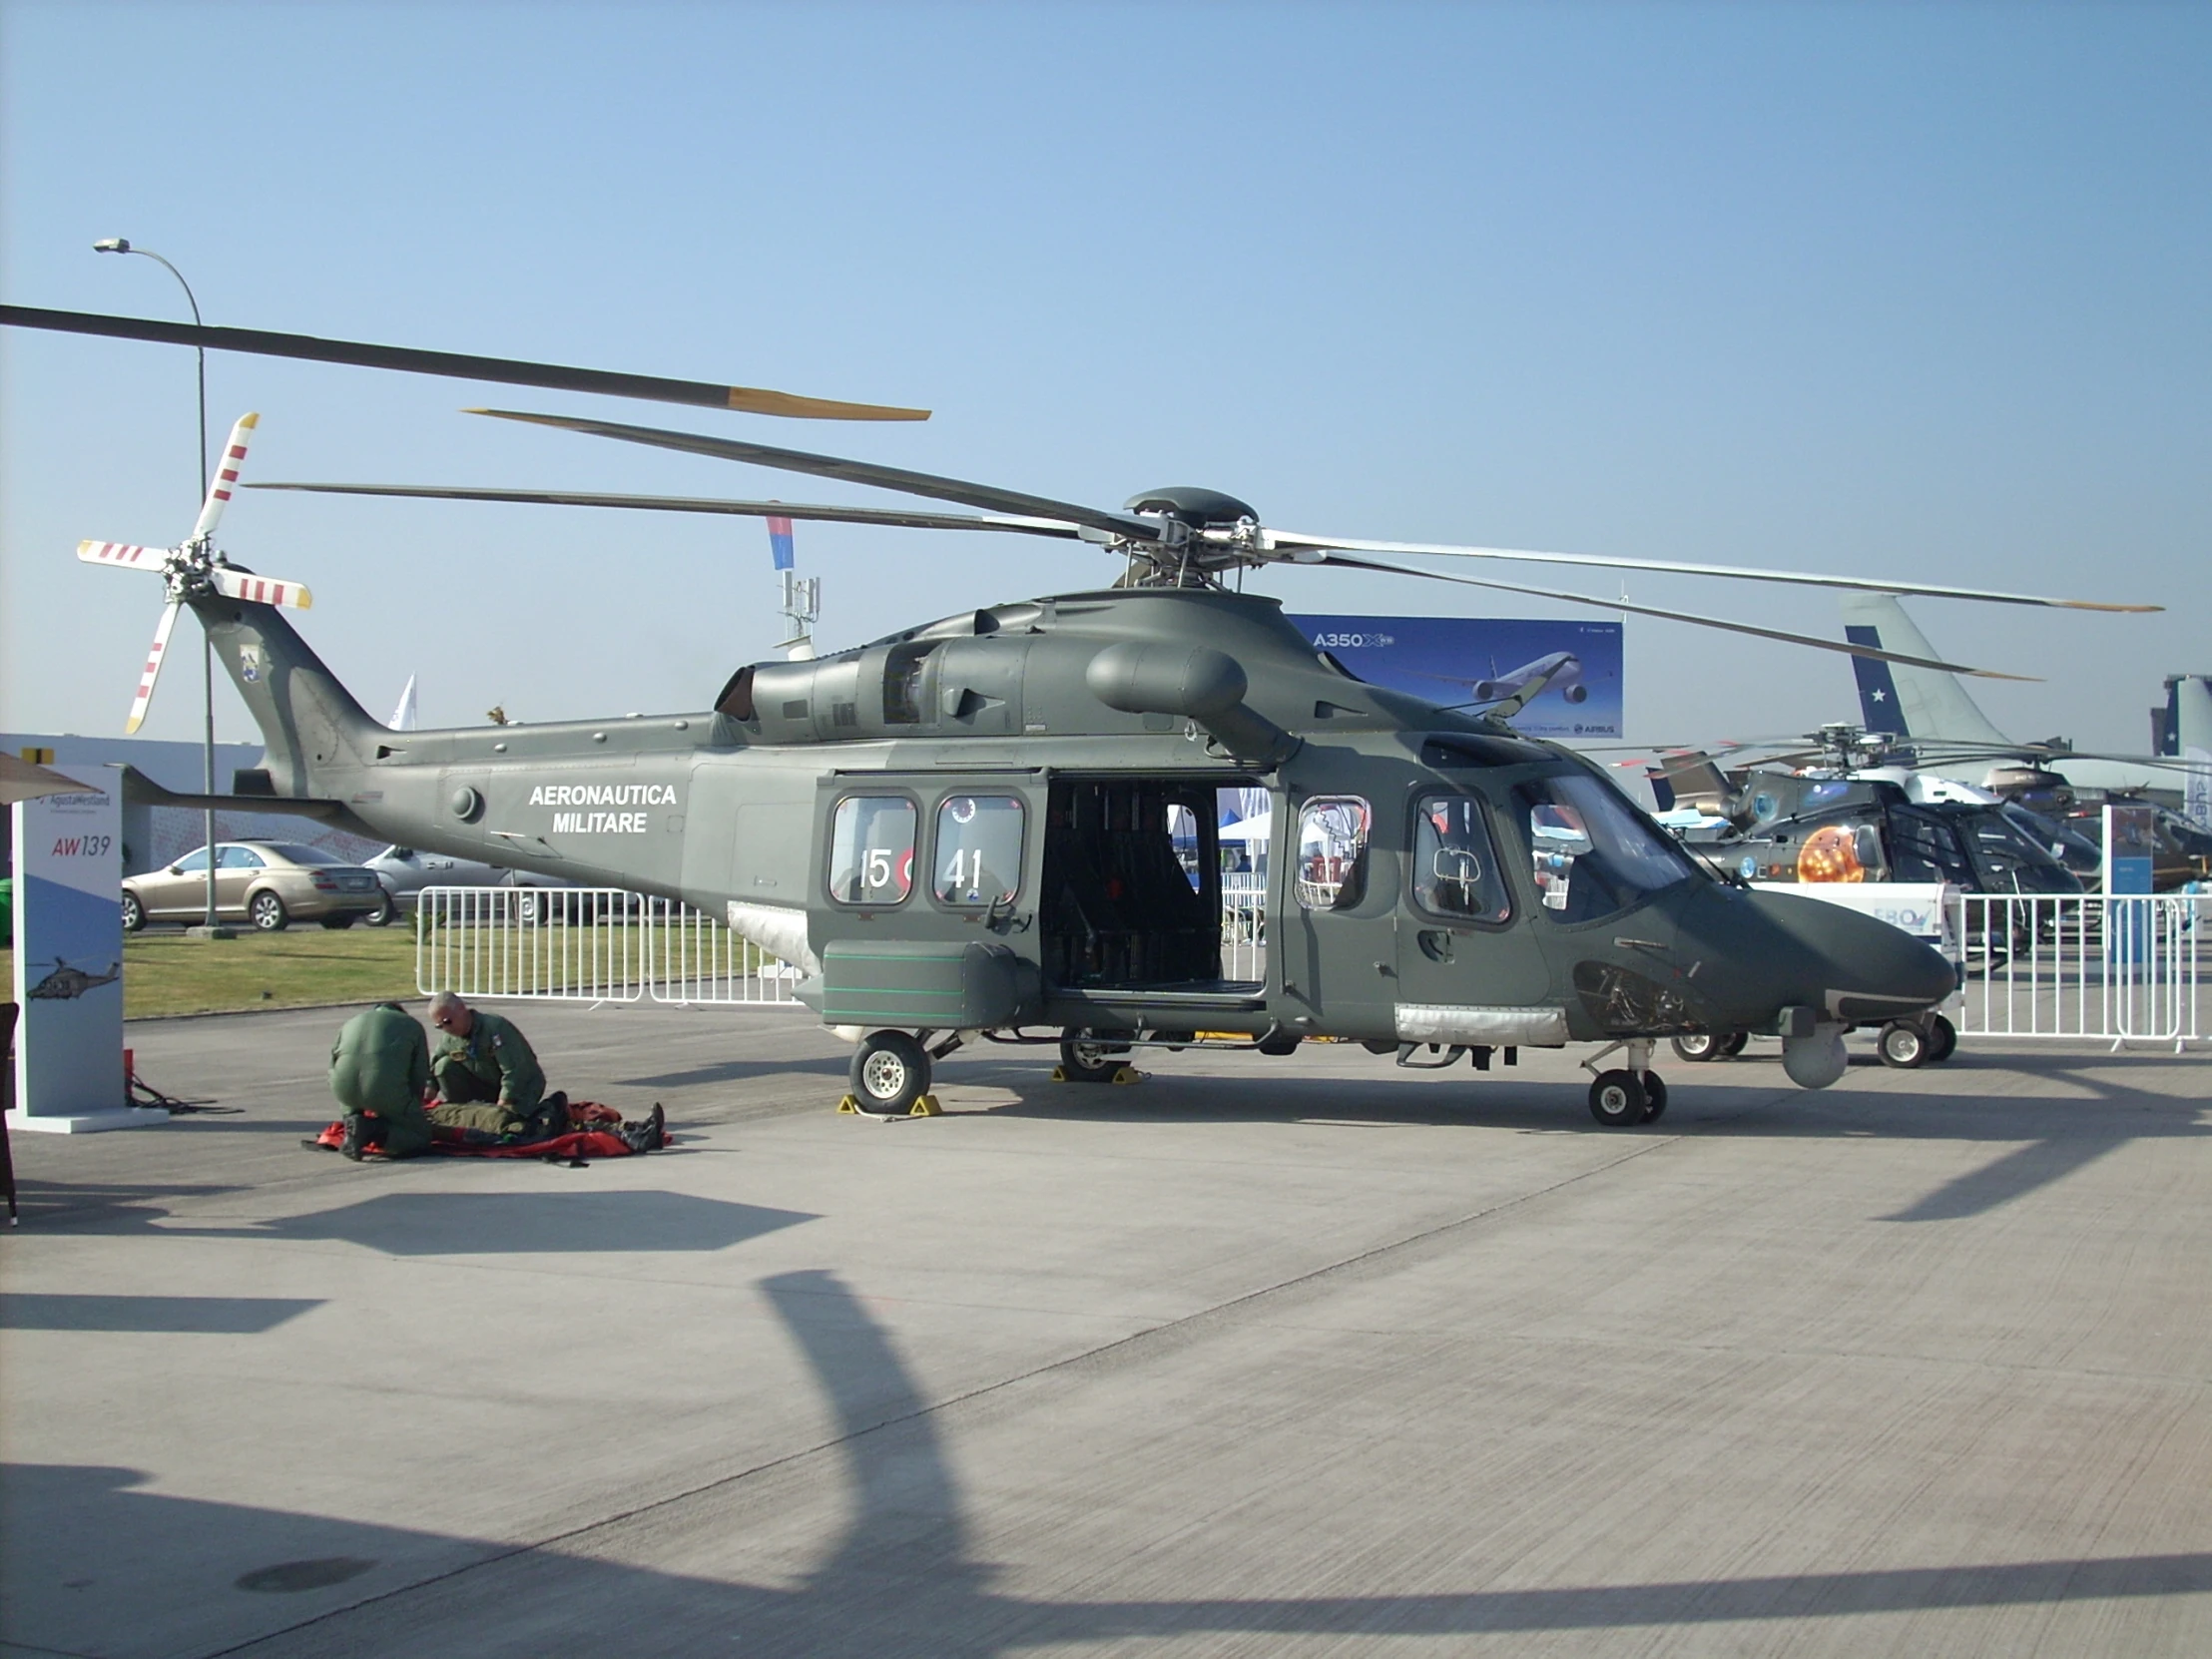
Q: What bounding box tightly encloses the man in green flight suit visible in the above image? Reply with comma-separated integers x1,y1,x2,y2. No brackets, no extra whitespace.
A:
327,1001,437,1160
426,991,563,1139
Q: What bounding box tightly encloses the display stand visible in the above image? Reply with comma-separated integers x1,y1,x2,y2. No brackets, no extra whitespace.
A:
9,770,164,1134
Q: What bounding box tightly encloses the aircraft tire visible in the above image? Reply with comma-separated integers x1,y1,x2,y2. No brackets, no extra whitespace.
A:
1639,1073,1669,1122
1670,1032,1721,1062
1878,1020,1930,1069
851,1031,930,1113
1926,1014,1958,1064
1719,1030,1750,1058
1587,1069,1646,1128
1058,1030,1127,1084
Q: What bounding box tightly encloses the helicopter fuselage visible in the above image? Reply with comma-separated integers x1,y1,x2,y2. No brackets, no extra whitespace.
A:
190,582,1954,1105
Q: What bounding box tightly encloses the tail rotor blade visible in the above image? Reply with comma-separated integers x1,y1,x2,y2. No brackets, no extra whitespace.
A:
78,539,168,570
191,412,260,542
125,602,181,734
209,567,312,610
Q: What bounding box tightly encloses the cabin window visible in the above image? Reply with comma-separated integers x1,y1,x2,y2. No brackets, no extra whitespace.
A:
828,796,916,905
1295,796,1372,910
934,795,1023,906
1515,774,1698,922
1410,793,1511,923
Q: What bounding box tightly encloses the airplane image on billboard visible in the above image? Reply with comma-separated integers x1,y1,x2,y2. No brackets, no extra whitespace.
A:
1287,615,1624,739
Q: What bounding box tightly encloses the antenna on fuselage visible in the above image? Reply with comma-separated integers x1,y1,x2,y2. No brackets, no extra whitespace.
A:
768,509,820,661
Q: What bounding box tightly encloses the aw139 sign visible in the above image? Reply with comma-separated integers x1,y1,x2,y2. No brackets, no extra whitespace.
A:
11,768,133,1127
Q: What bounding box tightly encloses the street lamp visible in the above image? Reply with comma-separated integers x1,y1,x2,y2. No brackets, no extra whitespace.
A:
94,237,231,937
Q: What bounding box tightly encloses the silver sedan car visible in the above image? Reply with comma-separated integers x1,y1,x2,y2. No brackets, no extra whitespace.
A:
123,840,387,931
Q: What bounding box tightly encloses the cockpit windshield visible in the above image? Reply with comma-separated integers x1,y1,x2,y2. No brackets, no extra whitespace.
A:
1514,772,1701,922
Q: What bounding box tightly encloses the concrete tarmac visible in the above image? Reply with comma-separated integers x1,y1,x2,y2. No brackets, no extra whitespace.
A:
3,1004,2209,1657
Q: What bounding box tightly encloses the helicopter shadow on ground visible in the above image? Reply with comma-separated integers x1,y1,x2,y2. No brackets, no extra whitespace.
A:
607,1054,853,1091
8,1267,2211,1659
0,1292,323,1334
962,1056,2212,1225
180,1189,821,1257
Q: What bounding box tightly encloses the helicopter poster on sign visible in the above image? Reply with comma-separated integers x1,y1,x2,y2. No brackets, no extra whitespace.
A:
1287,616,1624,739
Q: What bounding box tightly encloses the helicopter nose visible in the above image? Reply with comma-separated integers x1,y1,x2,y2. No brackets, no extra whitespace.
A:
1680,883,1954,1026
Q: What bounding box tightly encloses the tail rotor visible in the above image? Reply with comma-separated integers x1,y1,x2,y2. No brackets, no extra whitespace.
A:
76,411,312,731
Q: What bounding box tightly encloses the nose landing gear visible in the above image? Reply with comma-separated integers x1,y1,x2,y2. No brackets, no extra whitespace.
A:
1584,1038,1668,1127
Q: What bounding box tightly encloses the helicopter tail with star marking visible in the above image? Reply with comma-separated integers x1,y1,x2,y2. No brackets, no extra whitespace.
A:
1839,593,2014,751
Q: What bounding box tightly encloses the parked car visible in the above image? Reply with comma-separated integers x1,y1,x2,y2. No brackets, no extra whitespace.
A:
122,840,386,932
360,845,575,926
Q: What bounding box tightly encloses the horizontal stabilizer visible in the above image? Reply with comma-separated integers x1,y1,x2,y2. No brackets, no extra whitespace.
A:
110,764,344,818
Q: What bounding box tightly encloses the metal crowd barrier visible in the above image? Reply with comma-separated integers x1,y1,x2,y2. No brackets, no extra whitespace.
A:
414,887,796,1007
417,878,1272,1008
1952,892,2205,1050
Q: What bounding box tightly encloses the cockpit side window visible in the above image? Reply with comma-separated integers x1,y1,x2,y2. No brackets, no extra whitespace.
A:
1295,796,1372,910
1887,808,1972,885
1514,774,1698,923
1410,793,1511,923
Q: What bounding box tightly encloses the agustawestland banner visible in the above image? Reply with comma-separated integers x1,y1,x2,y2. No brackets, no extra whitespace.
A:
1286,615,1625,740
11,767,126,1122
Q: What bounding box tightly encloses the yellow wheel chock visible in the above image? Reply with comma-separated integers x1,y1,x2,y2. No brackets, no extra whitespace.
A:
837,1093,942,1118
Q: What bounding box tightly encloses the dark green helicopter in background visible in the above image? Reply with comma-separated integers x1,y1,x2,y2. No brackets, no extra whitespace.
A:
20,305,2166,1126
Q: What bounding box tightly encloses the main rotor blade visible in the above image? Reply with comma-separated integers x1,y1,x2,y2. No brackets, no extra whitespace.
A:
126,602,180,735
1313,552,2039,681
1265,529,2159,613
247,481,1082,538
467,409,1162,542
1,304,930,422
191,412,259,543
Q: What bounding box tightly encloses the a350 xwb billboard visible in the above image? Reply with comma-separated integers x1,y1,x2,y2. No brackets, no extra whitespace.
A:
1286,615,1624,740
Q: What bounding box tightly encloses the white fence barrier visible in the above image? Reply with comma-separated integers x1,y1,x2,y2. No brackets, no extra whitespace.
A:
1953,893,2205,1048
414,888,798,1006
417,878,1273,1008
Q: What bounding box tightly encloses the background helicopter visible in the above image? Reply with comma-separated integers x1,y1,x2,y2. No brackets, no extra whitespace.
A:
60,390,2158,1126
1637,725,2090,897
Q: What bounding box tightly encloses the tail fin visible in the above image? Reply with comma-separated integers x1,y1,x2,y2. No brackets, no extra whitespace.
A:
1838,593,2012,748
2174,675,2212,829
187,586,380,798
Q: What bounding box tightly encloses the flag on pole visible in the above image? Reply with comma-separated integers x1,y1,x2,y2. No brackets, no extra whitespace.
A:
767,515,796,571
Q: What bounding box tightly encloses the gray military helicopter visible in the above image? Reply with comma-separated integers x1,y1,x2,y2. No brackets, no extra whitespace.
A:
80,410,2160,1129
38,298,2161,1123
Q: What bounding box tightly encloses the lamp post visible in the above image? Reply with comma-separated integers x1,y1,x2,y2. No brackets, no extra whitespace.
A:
94,238,231,937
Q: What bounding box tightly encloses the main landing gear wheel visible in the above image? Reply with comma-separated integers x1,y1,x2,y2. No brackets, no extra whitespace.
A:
1671,1032,1721,1062
1058,1030,1126,1084
1720,1030,1750,1058
1639,1073,1669,1123
1879,1020,1930,1069
850,1031,931,1113
1926,1013,1958,1064
1588,1069,1647,1128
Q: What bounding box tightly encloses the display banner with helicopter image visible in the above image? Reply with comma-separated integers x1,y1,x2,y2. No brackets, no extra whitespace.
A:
10,767,146,1129
1286,616,1624,739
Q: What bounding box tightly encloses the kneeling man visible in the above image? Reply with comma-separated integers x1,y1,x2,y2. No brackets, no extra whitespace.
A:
427,991,565,1140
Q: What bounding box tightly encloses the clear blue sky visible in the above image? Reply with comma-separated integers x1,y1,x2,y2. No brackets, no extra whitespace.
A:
3,1,2205,759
